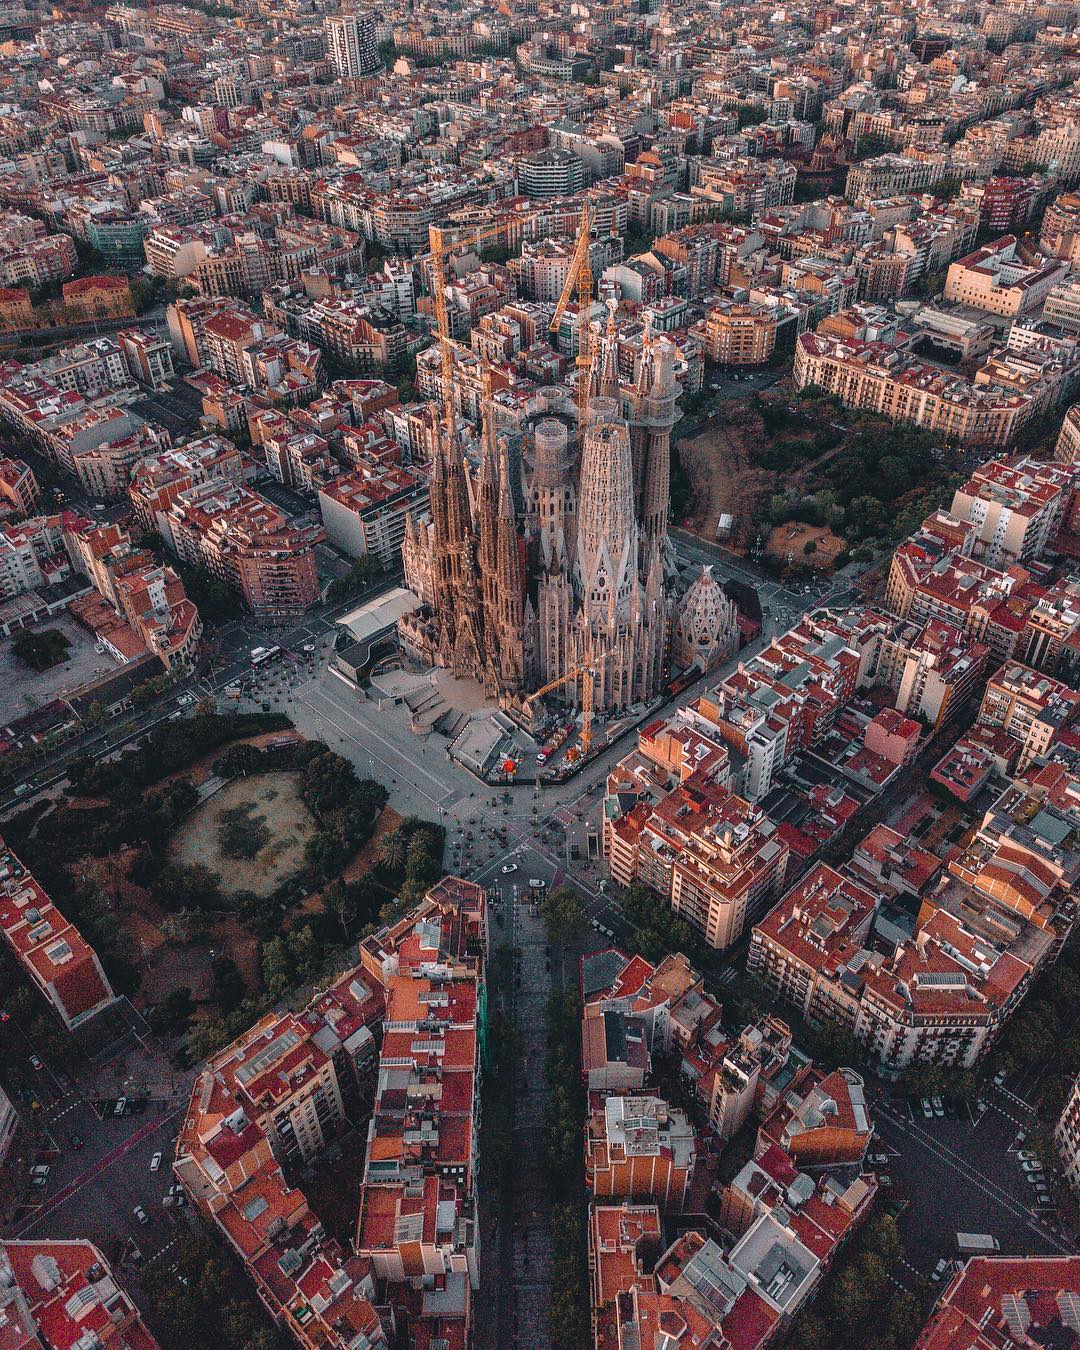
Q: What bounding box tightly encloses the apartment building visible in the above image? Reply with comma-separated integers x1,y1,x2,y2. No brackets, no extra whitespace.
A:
324,11,379,78
175,963,387,1347
794,331,1034,447
0,1240,158,1349
608,774,789,950
355,877,486,1344
317,463,428,569
585,1095,695,1210
917,1257,1080,1349
944,237,1068,317
700,299,777,366
948,457,1078,569
151,477,322,618
69,521,202,669
1040,190,1080,260
0,838,117,1032
754,1067,871,1171
128,434,248,541
520,148,586,200
1055,1074,1080,1196
749,860,1039,1072
0,512,83,600
976,662,1080,771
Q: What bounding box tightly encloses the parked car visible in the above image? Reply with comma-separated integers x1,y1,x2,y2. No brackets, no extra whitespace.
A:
133,1206,149,1225
868,1153,890,1166
30,1174,48,1188
921,1099,934,1118
150,1152,162,1172
114,1098,127,1117
1018,1150,1039,1163
932,1096,945,1117
993,1070,1007,1087
66,1132,83,1150
501,863,518,874
1022,1161,1045,1174
29,1056,42,1072
931,1259,951,1282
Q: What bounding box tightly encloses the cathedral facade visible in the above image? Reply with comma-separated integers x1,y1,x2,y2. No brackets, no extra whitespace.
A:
399,314,734,714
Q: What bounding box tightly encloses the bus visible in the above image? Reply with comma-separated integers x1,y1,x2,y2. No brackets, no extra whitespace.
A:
250,645,282,667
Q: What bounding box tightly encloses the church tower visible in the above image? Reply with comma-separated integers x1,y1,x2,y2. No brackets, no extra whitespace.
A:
638,337,679,571
494,438,525,690
574,400,638,631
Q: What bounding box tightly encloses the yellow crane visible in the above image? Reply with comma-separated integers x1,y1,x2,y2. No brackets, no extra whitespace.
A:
548,201,594,436
428,213,534,442
524,655,601,759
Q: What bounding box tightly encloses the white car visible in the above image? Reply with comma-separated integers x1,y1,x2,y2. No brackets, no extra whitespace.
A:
931,1259,950,1282
150,1152,162,1172
1021,1160,1045,1174
993,1070,1007,1087
921,1099,934,1118
500,863,518,874
133,1205,149,1225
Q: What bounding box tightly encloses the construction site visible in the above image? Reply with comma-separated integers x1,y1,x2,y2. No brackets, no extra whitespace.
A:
391,203,741,782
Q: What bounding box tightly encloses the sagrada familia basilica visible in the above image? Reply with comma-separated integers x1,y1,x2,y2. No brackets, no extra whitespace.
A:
399,309,740,713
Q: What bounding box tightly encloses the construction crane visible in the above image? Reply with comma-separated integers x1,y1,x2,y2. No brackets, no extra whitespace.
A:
427,212,535,443
548,201,594,436
524,655,602,759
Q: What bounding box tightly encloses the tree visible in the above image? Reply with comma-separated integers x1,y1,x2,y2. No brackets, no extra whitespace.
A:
211,956,245,1012
161,909,205,944
28,1013,77,1066
380,826,410,869
540,885,586,945
148,987,194,1036
12,627,71,670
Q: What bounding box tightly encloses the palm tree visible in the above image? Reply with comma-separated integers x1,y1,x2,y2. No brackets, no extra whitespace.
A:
376,829,408,873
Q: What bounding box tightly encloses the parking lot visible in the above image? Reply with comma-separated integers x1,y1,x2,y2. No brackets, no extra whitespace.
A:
0,611,118,724
13,1089,189,1272
871,1083,1071,1276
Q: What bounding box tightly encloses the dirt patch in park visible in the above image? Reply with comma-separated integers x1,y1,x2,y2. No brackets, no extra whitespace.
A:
765,521,846,572
169,771,316,897
676,400,773,549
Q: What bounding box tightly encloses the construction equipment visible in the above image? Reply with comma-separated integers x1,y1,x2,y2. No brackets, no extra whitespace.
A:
524,654,601,758
428,212,534,443
548,200,594,436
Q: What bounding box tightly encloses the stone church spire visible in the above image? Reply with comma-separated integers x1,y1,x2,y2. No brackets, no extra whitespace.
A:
639,337,679,571
495,437,525,688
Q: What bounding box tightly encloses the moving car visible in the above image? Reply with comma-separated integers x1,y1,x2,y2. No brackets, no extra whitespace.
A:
29,1056,42,1072
501,863,518,874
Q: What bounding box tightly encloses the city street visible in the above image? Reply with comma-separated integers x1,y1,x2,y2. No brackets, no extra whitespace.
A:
475,866,558,1350
871,1083,1071,1274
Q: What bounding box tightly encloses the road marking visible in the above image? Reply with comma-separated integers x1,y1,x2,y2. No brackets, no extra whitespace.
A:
875,1107,1070,1252
14,1110,182,1237
297,687,453,807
